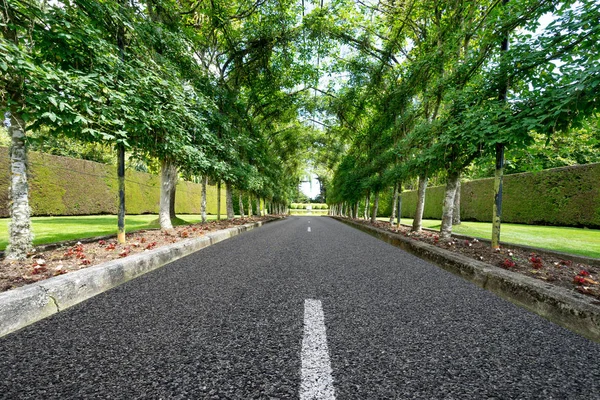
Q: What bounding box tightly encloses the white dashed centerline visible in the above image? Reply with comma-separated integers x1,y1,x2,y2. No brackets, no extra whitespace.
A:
300,299,336,400
308,227,312,232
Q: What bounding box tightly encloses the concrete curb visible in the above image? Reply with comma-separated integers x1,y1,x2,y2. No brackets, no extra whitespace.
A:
333,217,600,343
0,219,278,338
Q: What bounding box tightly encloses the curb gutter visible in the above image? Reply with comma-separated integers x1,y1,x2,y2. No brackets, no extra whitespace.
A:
333,217,600,343
0,219,277,338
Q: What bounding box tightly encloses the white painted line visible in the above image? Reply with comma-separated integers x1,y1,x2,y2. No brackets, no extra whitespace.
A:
301,299,336,400
308,227,311,232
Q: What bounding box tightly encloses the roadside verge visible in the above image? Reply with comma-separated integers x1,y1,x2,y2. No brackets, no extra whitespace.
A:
0,219,279,338
333,216,600,343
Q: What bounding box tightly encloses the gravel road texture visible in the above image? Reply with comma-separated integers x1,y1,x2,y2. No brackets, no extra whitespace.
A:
1,216,599,399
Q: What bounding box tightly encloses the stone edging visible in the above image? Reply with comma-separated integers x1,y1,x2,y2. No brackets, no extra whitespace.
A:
0,219,280,338
333,217,600,343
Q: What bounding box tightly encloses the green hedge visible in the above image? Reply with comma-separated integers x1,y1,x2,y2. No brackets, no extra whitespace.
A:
0,147,226,217
400,163,600,228
289,203,328,210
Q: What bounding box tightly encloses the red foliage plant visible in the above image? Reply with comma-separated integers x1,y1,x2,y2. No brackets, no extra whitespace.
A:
529,255,543,269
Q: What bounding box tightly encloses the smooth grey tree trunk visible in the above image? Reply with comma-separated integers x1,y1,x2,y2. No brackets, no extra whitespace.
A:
364,192,370,220
453,180,461,225
412,174,428,232
117,143,126,243
217,181,221,221
201,176,207,223
256,198,261,216
239,192,245,218
389,183,399,225
169,177,177,220
159,158,177,231
5,112,33,260
226,182,234,220
247,194,253,217
440,172,460,238
371,191,379,223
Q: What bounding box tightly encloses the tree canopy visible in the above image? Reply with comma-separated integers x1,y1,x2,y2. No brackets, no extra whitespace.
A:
1,0,599,256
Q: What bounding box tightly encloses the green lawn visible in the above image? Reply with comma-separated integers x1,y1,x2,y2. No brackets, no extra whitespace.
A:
379,218,600,259
0,214,224,250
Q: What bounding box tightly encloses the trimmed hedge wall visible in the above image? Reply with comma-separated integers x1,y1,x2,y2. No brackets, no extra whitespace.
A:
0,147,226,217
400,163,600,228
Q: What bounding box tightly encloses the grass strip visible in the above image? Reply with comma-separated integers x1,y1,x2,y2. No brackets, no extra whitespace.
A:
377,218,600,259
0,214,225,250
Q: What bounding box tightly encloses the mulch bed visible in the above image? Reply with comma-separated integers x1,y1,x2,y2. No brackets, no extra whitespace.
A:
0,216,277,293
351,218,600,303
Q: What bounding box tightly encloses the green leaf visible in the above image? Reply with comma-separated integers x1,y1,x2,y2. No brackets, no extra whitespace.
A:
42,112,57,123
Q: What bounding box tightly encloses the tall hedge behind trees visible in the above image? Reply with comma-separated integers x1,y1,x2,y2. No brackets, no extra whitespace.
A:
400,163,600,228
0,147,226,217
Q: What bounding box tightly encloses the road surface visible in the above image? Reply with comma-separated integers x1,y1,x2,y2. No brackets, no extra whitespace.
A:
2,216,600,399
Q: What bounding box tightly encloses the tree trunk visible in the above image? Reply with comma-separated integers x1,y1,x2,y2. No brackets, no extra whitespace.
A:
117,143,126,243
201,175,207,223
247,194,253,217
169,169,177,220
239,192,245,218
492,144,505,248
371,191,379,223
390,183,399,225
226,182,234,220
440,172,460,238
364,192,370,220
159,158,177,231
5,112,33,260
492,0,510,249
412,174,428,232
397,186,402,226
256,198,261,216
217,181,221,221
453,180,461,225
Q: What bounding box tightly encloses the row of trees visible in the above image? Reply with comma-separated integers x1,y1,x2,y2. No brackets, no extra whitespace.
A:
315,0,599,245
1,0,322,259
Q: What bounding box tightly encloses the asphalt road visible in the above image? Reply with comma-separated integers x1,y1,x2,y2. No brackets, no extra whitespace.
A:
2,216,600,399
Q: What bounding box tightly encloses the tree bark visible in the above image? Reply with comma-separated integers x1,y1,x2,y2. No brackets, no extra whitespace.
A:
239,192,245,218
226,182,234,220
453,180,461,225
117,143,126,243
201,175,207,223
5,112,33,260
397,185,402,226
256,198,261,216
440,172,460,238
247,194,253,217
412,174,428,232
217,181,221,221
389,182,399,225
492,0,510,249
371,191,379,223
492,144,505,248
364,192,370,220
169,174,177,220
159,158,177,231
